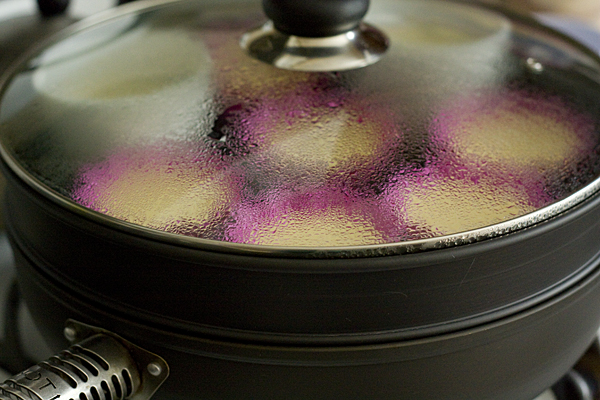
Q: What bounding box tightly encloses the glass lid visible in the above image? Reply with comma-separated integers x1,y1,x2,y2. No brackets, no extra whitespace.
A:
1,0,600,256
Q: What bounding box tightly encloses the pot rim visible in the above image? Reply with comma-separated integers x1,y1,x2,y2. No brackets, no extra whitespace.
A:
15,210,600,346
2,0,600,258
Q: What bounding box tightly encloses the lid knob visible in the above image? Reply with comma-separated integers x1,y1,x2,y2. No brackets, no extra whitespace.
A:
37,0,69,16
262,0,369,38
241,0,388,71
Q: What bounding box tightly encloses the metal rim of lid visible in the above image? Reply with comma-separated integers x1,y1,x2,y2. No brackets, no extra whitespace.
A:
2,0,600,258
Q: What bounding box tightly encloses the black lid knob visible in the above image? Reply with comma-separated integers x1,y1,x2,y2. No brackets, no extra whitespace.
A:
262,0,370,38
36,0,69,16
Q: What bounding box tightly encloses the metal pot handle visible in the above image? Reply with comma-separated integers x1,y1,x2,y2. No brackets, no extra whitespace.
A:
0,321,168,400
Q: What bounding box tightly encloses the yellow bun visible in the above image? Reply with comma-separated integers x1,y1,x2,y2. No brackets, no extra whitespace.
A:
262,107,386,179
207,32,311,97
443,95,590,169
83,157,233,231
33,26,211,101
238,205,384,247
402,176,535,235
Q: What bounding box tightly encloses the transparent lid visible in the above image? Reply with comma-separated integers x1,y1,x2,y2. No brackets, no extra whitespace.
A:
2,0,600,256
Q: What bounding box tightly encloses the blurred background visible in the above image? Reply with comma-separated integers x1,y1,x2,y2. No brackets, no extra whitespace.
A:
503,0,600,29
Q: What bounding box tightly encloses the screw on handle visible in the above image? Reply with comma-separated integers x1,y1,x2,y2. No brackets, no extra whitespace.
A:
262,0,370,37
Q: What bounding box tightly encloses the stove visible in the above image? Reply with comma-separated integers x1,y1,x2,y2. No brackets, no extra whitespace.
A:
1,1,600,399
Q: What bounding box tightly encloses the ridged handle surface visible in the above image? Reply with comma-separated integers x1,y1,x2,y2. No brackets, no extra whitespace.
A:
0,335,138,400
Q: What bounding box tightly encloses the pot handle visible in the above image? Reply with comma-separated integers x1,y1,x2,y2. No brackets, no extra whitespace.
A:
0,321,168,400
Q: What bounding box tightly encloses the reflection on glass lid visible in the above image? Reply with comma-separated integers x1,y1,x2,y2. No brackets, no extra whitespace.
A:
1,0,600,253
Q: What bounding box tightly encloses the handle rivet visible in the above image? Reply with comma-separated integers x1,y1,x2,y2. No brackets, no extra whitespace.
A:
63,326,77,342
147,362,162,377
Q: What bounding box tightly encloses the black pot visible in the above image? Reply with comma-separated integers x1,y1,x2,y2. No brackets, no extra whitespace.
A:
3,0,600,399
4,160,600,400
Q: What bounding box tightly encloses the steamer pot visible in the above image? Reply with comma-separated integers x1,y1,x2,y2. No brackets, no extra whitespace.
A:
3,0,600,399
